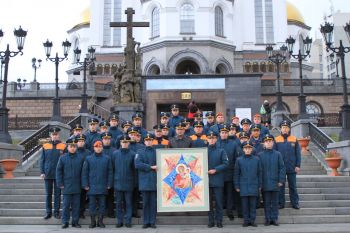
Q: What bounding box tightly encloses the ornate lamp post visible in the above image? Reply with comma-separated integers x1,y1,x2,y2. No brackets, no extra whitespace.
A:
31,57,42,82
0,26,27,143
286,35,313,119
43,39,71,122
73,46,96,113
321,22,350,140
16,78,27,90
0,58,5,84
266,44,288,112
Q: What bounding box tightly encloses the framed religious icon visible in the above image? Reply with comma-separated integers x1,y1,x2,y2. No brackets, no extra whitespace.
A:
156,148,209,212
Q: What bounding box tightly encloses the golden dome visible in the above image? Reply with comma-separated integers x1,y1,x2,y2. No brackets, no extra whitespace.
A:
286,1,305,24
80,7,91,24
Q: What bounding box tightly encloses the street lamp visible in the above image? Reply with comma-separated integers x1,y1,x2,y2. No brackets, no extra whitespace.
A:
31,57,42,82
0,58,5,84
16,78,27,90
43,39,71,122
286,35,313,119
266,44,288,112
320,22,350,140
0,26,27,143
73,46,96,113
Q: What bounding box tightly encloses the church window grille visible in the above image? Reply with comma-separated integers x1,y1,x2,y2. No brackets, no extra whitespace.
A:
252,62,259,72
151,7,160,38
180,3,195,34
260,62,267,73
104,64,111,75
244,62,252,73
306,102,322,116
97,65,103,75
215,6,224,37
282,62,289,73
268,62,275,72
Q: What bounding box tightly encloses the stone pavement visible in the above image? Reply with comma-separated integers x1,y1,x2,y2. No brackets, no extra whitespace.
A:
1,224,350,233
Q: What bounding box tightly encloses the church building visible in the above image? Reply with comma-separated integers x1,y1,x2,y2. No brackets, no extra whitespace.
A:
66,0,313,128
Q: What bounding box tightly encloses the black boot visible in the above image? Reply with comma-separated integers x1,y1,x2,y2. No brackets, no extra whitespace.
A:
89,215,96,228
97,215,105,228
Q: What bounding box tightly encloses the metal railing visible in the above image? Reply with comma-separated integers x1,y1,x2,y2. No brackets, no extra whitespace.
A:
308,122,335,153
89,102,112,121
288,113,341,127
19,124,50,163
282,113,295,124
67,115,82,129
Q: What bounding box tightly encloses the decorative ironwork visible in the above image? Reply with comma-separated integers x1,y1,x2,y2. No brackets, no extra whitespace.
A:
309,122,334,153
288,113,341,127
261,80,276,86
89,102,111,121
20,124,50,162
67,115,82,130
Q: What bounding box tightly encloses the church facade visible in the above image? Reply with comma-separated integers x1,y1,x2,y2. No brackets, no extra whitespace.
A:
66,0,333,128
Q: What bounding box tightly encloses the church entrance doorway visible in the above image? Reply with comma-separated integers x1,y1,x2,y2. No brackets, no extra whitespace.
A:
175,60,201,74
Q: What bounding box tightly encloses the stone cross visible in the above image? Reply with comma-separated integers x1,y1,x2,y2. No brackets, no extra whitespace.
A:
110,8,149,71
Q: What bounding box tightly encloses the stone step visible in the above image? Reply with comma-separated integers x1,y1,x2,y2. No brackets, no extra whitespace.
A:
299,166,325,171
299,170,327,175
2,207,350,217
0,215,350,225
3,193,349,202
2,200,350,209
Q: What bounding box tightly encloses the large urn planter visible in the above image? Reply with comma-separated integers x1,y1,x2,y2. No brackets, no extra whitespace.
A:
324,150,342,176
0,159,19,179
298,137,311,156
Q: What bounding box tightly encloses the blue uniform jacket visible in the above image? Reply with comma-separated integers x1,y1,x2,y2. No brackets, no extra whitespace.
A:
82,153,113,195
208,144,229,188
103,146,116,159
84,131,101,152
260,125,270,137
77,147,91,160
169,115,184,128
40,141,66,179
258,149,286,192
217,138,240,182
184,127,195,137
56,153,84,194
190,134,208,148
112,148,136,191
203,123,215,134
234,154,262,196
275,134,301,173
135,147,157,191
109,127,123,147
209,123,224,135
134,126,148,138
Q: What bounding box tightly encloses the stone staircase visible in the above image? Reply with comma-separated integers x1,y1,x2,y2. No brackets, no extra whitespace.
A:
0,152,349,225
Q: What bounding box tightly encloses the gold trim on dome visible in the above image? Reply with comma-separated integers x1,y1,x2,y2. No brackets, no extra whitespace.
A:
286,1,304,24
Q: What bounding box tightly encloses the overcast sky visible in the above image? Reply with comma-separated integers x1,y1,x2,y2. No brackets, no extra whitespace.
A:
0,0,349,83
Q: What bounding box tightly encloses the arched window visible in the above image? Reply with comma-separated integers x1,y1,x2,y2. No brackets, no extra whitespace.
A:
151,7,160,38
252,62,259,72
215,6,224,37
282,62,289,73
260,62,267,73
306,102,323,116
244,62,252,73
111,64,118,74
104,64,110,75
73,38,79,63
180,3,195,34
268,62,275,72
96,64,103,75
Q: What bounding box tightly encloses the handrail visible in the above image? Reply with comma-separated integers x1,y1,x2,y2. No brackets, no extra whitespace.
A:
89,101,127,123
67,115,82,129
19,124,50,163
308,122,335,153
282,113,294,124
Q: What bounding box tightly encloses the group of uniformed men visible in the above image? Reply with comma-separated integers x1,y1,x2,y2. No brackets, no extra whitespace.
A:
40,103,301,229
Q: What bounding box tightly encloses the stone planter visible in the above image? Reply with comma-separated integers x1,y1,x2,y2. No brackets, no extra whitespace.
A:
0,159,19,179
325,157,342,176
298,137,311,156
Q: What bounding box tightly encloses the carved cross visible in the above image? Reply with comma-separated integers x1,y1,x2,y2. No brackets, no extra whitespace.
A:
110,8,149,70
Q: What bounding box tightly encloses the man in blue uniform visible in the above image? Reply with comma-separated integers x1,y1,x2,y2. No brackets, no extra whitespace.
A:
108,113,123,141
160,112,175,137
253,113,270,137
75,134,90,219
152,125,169,148
99,121,110,135
259,134,286,226
84,118,100,152
182,117,195,137
249,124,264,155
112,135,136,228
56,138,85,229
132,113,148,138
234,141,262,227
275,120,301,210
209,112,225,135
169,104,184,128
194,112,203,122
82,141,113,228
203,111,215,134
228,123,240,144
101,132,116,218
115,120,132,149
207,131,229,228
70,124,84,139
135,134,158,229
40,127,66,220
190,121,207,148
241,118,252,136
217,125,240,220
231,116,241,132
